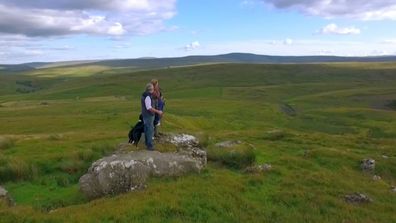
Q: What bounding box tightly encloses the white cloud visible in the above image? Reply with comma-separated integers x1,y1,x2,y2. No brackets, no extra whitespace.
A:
49,45,75,51
283,38,293,45
264,0,396,20
0,0,176,37
319,24,361,35
369,50,391,56
184,41,201,51
381,39,396,44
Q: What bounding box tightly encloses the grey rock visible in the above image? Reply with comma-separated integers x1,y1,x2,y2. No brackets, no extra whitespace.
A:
79,134,206,200
361,159,375,171
391,186,396,193
215,140,242,148
279,103,297,116
0,186,14,206
168,134,199,147
245,164,272,173
372,175,381,181
344,193,372,204
382,155,389,159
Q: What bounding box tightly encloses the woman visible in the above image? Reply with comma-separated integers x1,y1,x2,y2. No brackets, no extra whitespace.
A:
151,79,165,137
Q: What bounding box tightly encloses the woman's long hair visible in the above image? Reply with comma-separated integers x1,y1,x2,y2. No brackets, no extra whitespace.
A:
151,79,161,99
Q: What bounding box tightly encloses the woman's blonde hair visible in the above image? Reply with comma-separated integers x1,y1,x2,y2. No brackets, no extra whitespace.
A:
150,79,161,99
151,79,158,86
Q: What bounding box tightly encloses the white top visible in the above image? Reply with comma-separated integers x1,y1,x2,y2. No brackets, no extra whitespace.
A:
144,96,152,110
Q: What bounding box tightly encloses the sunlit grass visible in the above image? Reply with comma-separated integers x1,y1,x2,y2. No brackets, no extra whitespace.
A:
0,63,395,222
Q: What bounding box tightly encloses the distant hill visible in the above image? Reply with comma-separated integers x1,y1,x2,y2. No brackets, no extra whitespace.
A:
0,64,42,72
2,53,396,72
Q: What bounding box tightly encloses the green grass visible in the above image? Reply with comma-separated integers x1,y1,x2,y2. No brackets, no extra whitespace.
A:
207,143,256,169
0,62,395,222
0,137,14,150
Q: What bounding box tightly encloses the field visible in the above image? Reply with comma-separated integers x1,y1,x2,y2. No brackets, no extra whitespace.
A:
0,62,395,222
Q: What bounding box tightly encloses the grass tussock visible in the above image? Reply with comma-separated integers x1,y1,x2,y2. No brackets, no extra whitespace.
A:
262,129,288,141
47,134,62,141
0,137,14,150
206,143,256,169
0,158,38,182
90,142,115,156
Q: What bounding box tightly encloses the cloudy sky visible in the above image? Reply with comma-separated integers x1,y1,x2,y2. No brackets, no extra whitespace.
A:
2,0,396,63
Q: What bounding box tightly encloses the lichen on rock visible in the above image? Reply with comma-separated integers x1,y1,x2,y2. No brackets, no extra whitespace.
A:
79,133,207,200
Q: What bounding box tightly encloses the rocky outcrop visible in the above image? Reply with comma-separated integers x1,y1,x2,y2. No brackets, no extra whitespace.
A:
361,159,375,171
344,193,372,204
79,134,206,200
0,186,14,206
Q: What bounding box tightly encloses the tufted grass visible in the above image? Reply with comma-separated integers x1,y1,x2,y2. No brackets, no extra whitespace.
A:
0,137,14,150
206,143,256,169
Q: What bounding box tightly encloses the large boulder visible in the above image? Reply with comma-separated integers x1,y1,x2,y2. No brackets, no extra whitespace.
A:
79,134,206,200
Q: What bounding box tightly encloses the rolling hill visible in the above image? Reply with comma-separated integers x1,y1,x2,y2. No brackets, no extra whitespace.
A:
0,62,395,222
2,53,396,72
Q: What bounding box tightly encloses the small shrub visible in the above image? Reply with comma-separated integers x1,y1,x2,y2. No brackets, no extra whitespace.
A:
0,137,14,150
207,144,256,169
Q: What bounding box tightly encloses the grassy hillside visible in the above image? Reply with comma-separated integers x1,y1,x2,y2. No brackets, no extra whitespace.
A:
0,63,395,222
4,53,396,72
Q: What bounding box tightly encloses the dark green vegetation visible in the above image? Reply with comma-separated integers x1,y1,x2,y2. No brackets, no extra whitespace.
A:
0,62,396,222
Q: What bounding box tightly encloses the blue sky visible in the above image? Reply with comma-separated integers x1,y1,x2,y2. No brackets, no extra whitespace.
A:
1,0,396,63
